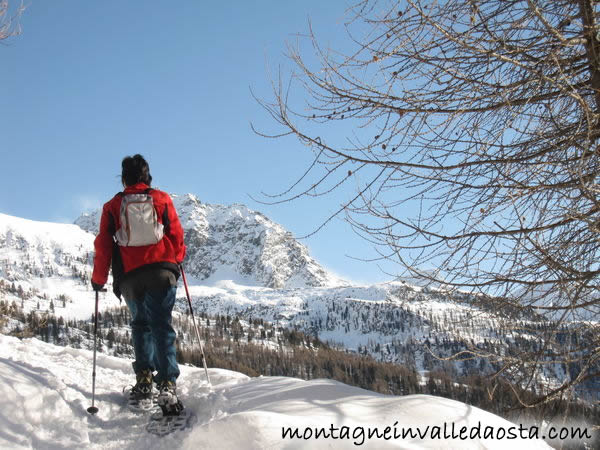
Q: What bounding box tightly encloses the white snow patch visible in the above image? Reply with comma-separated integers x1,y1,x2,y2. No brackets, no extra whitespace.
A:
0,335,554,449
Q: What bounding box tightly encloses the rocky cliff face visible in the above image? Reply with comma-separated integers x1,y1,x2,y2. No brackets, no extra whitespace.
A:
74,193,337,288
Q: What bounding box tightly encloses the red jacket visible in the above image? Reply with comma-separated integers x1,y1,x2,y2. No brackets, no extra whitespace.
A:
92,183,186,285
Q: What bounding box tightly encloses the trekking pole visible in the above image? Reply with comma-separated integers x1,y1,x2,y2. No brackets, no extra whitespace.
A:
87,289,103,415
179,264,212,387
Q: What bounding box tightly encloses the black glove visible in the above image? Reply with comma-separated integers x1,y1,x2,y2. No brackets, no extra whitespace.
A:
113,283,122,300
91,281,104,292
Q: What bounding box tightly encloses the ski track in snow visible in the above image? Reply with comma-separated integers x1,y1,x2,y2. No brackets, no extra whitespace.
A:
0,335,553,450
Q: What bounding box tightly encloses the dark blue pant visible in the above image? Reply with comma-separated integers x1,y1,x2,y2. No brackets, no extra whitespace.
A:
122,269,180,383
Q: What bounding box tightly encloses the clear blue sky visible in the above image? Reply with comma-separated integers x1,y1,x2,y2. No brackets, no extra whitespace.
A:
0,0,396,284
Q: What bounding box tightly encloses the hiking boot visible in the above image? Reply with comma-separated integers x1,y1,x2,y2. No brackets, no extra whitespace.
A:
131,369,153,401
157,380,184,416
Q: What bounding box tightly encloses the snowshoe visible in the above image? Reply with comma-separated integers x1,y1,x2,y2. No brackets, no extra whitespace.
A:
156,380,184,416
146,409,195,436
124,369,159,412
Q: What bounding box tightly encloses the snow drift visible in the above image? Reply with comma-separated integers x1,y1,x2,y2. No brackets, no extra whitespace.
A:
0,335,553,449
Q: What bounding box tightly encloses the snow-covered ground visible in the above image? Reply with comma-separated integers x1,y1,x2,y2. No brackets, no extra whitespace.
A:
0,334,558,450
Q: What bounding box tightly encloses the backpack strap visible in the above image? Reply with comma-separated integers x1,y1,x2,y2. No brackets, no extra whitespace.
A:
162,204,170,231
107,210,116,235
116,188,152,197
143,188,166,227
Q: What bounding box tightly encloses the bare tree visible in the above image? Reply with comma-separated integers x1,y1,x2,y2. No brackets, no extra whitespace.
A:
256,0,600,405
0,1,23,42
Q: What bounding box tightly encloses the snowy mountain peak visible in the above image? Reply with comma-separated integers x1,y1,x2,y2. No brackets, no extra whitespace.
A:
73,194,339,289
0,212,94,280
170,194,339,288
176,192,202,208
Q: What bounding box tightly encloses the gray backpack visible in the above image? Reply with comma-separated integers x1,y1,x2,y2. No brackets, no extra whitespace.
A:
115,189,164,247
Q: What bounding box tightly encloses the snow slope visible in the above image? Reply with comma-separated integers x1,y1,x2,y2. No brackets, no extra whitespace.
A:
0,335,553,449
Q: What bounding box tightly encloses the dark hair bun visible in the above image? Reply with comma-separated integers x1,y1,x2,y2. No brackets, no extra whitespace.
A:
121,154,152,186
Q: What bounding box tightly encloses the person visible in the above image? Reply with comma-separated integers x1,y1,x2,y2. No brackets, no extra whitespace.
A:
91,154,186,416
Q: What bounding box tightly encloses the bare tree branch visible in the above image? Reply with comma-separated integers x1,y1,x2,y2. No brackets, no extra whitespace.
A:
256,0,600,406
